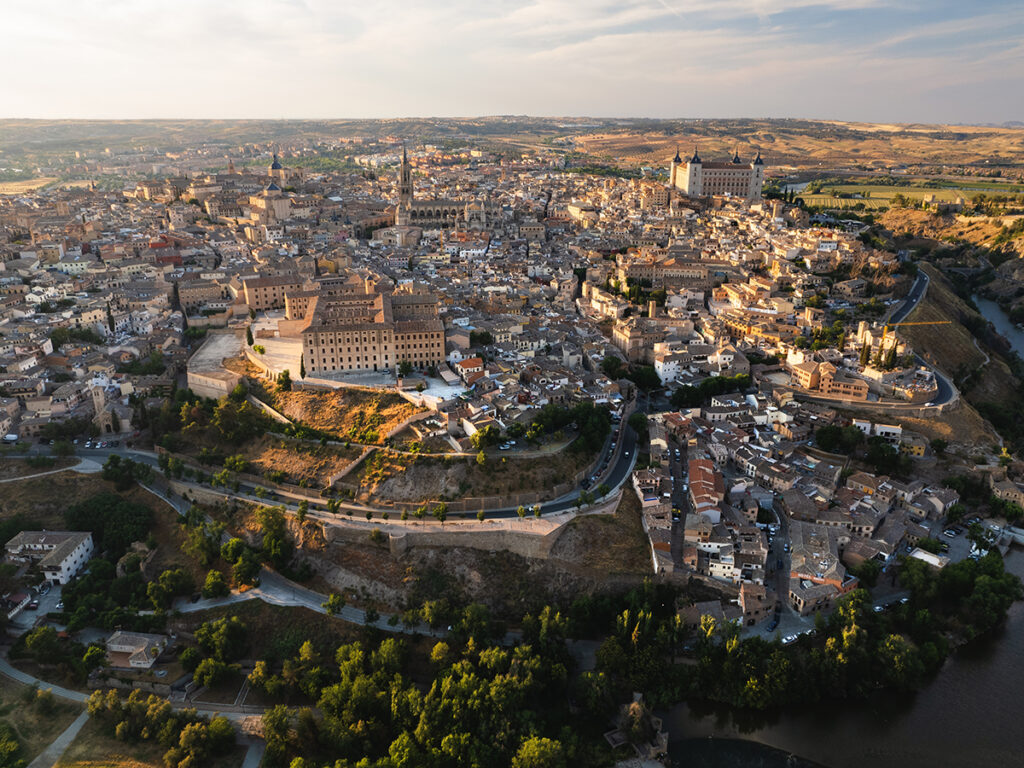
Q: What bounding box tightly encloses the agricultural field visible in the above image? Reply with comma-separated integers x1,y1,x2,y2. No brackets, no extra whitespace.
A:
0,176,57,194
799,182,1024,210
573,119,1024,168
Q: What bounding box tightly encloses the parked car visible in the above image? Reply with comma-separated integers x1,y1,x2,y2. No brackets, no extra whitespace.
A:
55,601,64,610
26,601,39,610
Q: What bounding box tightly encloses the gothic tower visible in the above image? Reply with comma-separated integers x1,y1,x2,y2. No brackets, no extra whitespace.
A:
396,146,414,226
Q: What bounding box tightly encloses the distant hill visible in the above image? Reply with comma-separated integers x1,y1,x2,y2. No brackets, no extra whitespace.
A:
0,117,1021,172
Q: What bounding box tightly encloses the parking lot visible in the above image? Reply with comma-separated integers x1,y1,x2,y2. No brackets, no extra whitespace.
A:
8,583,64,632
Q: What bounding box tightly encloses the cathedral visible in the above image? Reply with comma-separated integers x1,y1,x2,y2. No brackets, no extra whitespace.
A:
393,147,466,229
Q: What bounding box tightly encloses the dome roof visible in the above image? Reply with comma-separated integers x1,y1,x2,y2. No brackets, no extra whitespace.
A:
270,153,282,170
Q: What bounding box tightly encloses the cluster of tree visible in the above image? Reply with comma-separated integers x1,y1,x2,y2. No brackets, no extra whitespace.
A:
100,455,153,491
469,330,494,347
813,427,912,477
814,424,865,454
248,617,599,768
39,416,98,441
525,401,612,454
180,505,226,567
600,355,661,391
146,568,192,610
220,537,262,586
58,556,162,636
592,552,1021,714
469,424,502,449
12,626,107,684
150,389,275,451
87,689,235,768
670,374,752,409
49,326,105,347
116,350,167,376
65,491,152,557
792,320,846,351
180,616,249,689
0,721,22,768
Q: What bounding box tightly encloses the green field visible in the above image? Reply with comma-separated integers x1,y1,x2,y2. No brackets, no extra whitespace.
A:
798,181,1024,210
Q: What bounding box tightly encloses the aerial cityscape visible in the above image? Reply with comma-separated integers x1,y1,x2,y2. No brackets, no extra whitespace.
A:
1,3,1023,768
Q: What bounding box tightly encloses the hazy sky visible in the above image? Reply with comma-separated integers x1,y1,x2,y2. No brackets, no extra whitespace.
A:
5,0,1022,123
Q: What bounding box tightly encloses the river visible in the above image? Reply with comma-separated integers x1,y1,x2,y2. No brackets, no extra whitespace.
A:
972,294,1024,358
667,550,1024,768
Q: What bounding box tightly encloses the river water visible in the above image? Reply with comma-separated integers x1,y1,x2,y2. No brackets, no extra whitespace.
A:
972,294,1024,358
667,550,1024,768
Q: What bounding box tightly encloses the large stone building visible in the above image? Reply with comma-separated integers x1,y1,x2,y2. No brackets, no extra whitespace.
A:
301,284,444,375
394,147,463,229
669,148,764,202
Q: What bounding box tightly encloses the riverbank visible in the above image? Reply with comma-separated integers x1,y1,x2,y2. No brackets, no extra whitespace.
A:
667,549,1024,768
972,294,1024,358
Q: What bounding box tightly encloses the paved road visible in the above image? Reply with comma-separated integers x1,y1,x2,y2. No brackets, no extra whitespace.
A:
174,569,447,639
18,426,637,521
890,270,929,325
0,658,89,703
27,711,89,768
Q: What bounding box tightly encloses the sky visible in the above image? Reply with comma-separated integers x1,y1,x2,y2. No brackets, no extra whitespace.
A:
4,0,1023,124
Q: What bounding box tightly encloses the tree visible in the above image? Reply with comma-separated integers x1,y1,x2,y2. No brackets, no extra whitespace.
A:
930,439,948,456
322,593,345,616
433,502,448,526
511,737,566,768
477,509,486,522
296,500,309,526
628,411,648,437
601,354,625,380
195,616,247,662
253,344,266,355
476,450,487,467
398,360,413,377
516,505,526,521
246,326,254,346
202,570,230,598
299,355,306,379
533,504,542,518
276,369,292,392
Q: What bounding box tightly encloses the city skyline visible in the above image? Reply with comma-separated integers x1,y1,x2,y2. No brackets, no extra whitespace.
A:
4,0,1022,124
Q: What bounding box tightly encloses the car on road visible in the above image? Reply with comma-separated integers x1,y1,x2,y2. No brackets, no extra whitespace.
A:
782,634,798,645
39,584,50,596
874,605,884,613
768,618,779,632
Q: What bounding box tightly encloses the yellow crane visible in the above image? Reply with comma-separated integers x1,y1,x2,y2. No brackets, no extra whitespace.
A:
881,320,951,344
